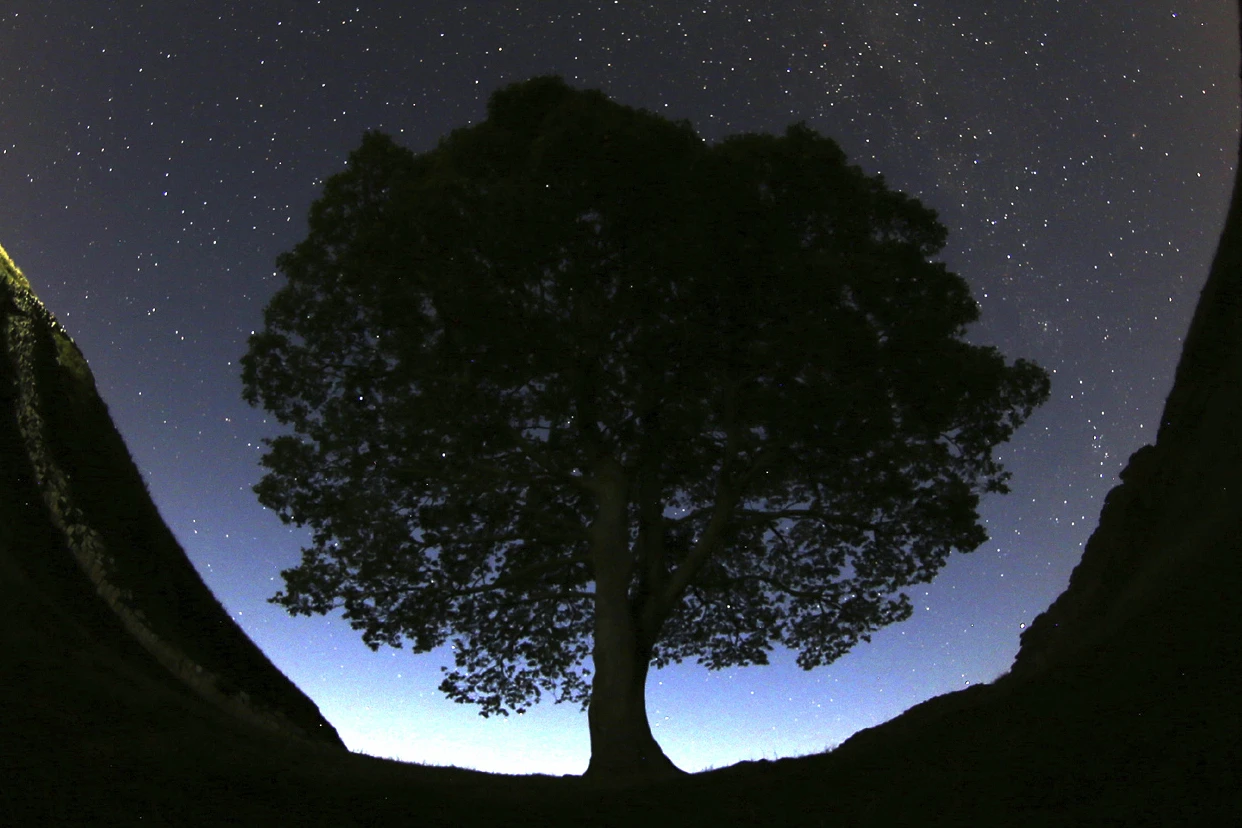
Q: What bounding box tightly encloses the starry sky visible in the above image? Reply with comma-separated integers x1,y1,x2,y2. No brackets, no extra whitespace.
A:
2,1,1237,776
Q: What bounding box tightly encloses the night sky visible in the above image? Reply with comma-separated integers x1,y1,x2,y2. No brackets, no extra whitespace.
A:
2,1,1237,776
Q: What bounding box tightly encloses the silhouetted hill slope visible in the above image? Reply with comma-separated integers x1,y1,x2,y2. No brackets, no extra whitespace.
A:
5,39,1242,821
1,244,344,759
1008,161,1242,681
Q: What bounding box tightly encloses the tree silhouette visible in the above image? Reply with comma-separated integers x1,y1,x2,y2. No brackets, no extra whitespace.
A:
241,76,1050,781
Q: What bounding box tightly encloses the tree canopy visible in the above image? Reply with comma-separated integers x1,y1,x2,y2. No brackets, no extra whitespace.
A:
241,76,1050,779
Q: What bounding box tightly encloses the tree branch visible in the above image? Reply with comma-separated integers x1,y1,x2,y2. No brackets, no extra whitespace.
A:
664,504,715,526
450,552,592,597
448,522,591,549
488,589,595,610
730,440,788,491
490,420,582,486
693,570,829,602
656,379,745,612
634,462,668,609
735,506,875,533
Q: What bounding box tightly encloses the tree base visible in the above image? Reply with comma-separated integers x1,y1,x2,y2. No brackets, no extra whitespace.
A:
581,749,688,786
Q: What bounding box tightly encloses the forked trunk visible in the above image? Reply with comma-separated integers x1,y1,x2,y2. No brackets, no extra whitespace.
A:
583,456,684,782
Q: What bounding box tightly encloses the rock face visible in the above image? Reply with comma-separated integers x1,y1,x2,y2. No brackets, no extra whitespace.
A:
1,243,344,752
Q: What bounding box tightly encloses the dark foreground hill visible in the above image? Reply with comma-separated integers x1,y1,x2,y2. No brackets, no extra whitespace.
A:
5,85,1242,828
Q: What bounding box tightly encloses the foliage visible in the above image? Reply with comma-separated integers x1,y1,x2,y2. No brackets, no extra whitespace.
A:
242,76,1050,717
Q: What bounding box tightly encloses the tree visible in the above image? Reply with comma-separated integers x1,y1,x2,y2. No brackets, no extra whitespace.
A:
241,76,1050,782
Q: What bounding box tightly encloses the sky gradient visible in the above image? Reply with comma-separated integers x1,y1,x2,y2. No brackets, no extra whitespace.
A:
2,1,1238,775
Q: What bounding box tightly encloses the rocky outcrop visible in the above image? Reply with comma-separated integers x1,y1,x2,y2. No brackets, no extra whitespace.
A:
1010,115,1242,682
1,242,344,750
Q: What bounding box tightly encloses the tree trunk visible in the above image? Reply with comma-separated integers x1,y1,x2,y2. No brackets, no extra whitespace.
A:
582,456,684,782
584,621,683,781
